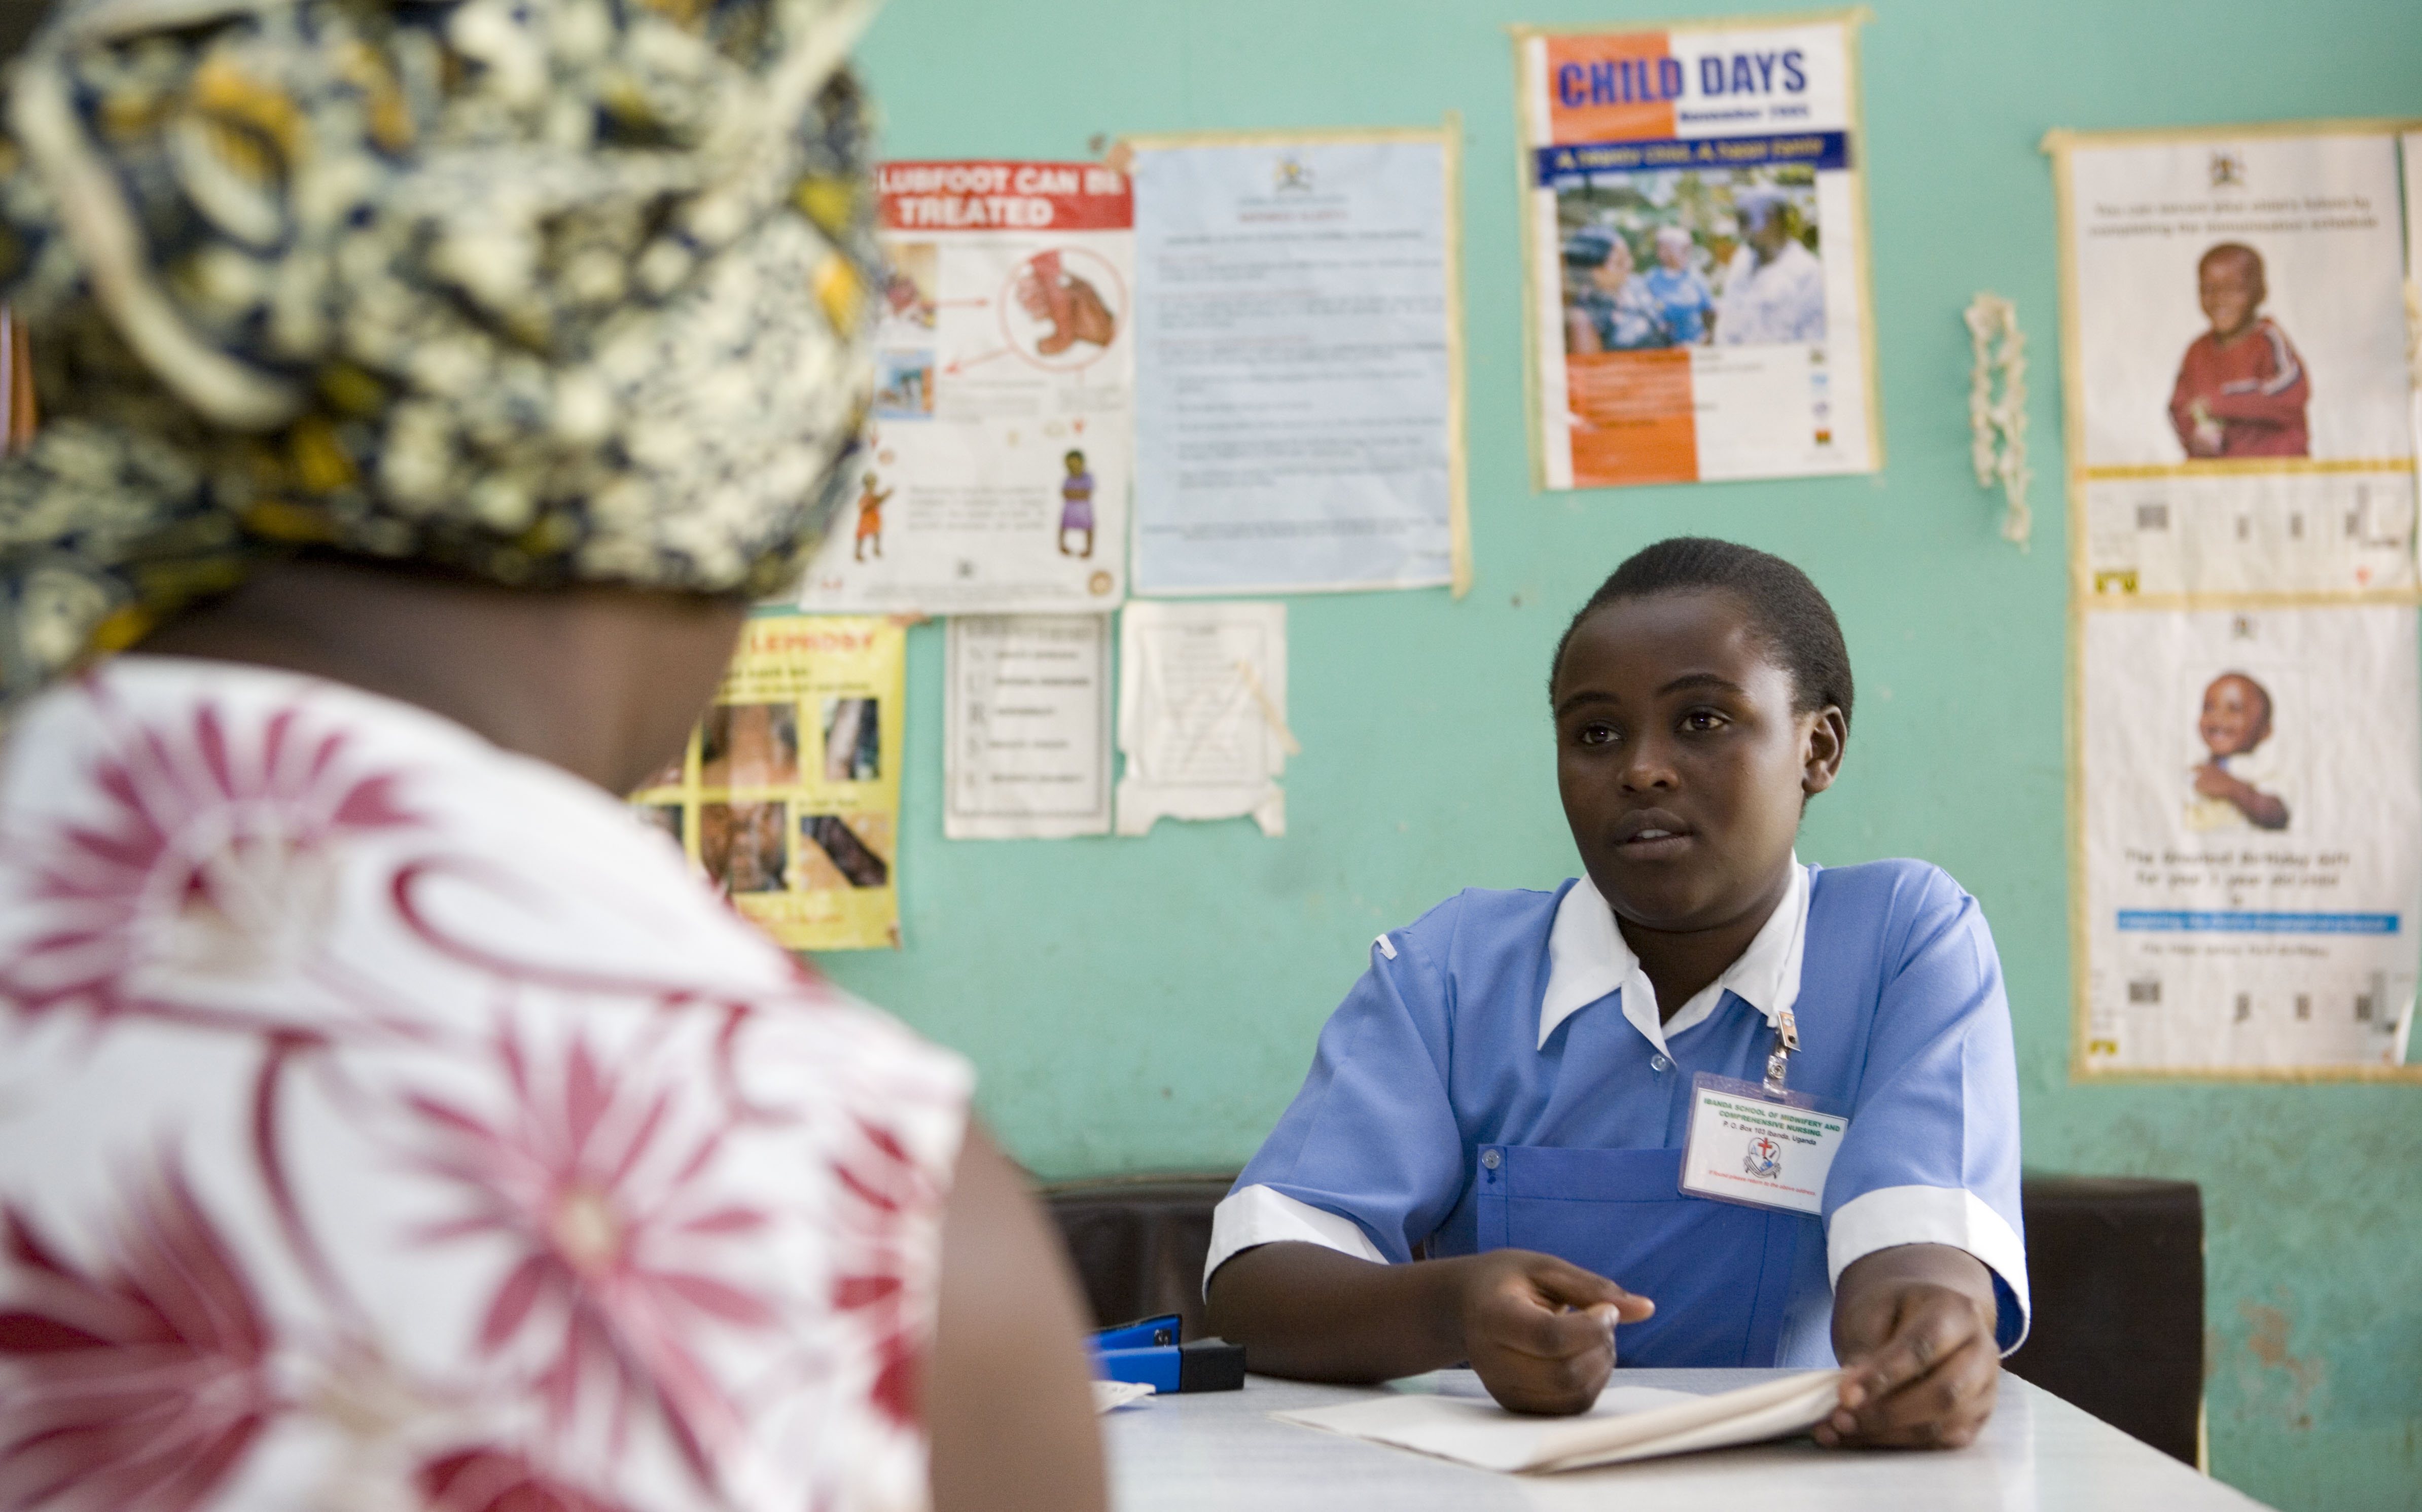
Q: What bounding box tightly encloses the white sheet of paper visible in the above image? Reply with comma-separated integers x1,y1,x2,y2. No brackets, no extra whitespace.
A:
945,615,1113,840
1093,1380,1156,1413
2077,604,2421,1071
1114,601,1289,837
1129,135,1461,595
1275,1370,1842,1474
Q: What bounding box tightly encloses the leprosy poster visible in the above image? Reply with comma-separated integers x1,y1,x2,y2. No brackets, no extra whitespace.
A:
1512,12,1879,491
2048,125,2419,598
1126,127,1469,596
631,615,905,951
798,162,1132,614
2075,605,2420,1075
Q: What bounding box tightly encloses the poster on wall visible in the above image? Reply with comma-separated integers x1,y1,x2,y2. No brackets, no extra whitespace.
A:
1114,601,1291,838
944,614,1113,840
2075,604,2421,1076
797,161,1133,614
631,615,906,950
2407,132,2422,455
1511,11,1880,491
2048,124,2419,598
1125,125,1468,596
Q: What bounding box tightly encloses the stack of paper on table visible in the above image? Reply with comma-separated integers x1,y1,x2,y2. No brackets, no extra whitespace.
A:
1274,1369,1843,1473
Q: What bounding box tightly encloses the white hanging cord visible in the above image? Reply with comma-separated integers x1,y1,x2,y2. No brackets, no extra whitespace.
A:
1964,292,2032,551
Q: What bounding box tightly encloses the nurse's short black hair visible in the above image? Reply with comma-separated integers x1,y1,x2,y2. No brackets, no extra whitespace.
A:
1549,537,1854,729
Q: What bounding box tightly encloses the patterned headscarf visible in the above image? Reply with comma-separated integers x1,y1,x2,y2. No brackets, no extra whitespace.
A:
0,0,883,708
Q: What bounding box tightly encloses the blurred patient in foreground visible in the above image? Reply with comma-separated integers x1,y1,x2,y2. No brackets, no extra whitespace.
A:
0,1,1103,1509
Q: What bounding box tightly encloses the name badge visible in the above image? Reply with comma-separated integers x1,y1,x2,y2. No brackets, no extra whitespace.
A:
1677,1072,1848,1217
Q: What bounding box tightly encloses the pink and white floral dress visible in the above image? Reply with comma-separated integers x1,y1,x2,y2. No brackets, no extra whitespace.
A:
0,657,972,1512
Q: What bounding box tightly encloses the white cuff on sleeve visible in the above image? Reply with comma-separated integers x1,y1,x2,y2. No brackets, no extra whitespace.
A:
1827,1185,2033,1354
1202,1183,1388,1295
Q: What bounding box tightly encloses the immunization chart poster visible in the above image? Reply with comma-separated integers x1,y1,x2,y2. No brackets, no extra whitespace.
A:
2074,605,2421,1077
1512,11,1880,491
2407,131,2422,453
1126,126,1468,596
944,615,1113,840
798,162,1133,614
2049,124,2420,599
631,615,906,951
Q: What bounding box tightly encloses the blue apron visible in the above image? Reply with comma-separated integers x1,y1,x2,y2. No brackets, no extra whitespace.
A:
1457,882,1890,1367
1474,1141,1821,1366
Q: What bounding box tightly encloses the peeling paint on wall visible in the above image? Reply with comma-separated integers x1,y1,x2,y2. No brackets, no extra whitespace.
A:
2235,1293,2328,1431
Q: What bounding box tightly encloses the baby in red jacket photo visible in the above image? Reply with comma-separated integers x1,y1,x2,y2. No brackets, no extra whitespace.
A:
2168,242,2309,458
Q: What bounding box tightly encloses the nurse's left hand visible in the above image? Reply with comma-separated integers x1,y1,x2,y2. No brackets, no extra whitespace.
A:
1818,1243,2001,1450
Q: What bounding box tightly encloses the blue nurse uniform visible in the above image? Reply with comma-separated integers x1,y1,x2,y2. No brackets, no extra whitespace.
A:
1206,859,2029,1369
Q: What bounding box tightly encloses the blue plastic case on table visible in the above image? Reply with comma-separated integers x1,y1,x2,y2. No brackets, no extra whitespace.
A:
1089,1313,1246,1392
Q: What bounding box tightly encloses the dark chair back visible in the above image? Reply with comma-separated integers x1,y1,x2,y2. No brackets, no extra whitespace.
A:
2004,1175,2204,1466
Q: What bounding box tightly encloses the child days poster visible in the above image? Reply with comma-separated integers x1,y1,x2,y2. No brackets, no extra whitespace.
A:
2074,604,2421,1076
797,162,1133,614
1511,11,1880,491
2047,124,2420,598
631,614,905,951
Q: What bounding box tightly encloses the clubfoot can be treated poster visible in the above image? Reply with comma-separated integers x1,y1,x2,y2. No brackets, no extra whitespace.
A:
799,162,1133,614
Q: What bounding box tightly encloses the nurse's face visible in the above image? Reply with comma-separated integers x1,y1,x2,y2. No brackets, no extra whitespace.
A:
1552,590,1843,933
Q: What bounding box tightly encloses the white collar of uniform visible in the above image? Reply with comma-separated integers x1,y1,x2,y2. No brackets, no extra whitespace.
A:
1538,857,1808,1057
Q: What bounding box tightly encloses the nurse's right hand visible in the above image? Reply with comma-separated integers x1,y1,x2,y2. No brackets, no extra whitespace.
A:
1455,1250,1655,1416
1204,1241,1649,1410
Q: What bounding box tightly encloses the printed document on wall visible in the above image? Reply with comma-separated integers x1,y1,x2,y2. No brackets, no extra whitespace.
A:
799,162,1132,613
631,615,905,950
2407,132,2422,458
1128,128,1467,595
1115,601,1291,837
1512,12,1880,490
2076,604,2419,1073
2050,126,2417,597
945,615,1112,839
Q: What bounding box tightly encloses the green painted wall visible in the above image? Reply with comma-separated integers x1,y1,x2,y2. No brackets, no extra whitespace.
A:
832,3,2422,1506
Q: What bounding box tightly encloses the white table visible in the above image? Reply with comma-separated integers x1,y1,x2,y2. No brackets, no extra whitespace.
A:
1105,1369,2274,1511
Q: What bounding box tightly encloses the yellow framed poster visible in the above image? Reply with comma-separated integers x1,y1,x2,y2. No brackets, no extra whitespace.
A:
633,613,906,951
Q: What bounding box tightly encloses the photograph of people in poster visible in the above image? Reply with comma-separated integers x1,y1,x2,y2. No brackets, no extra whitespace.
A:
629,615,906,951
2077,604,2420,1074
1514,12,1879,490
2056,129,2417,597
797,162,1133,614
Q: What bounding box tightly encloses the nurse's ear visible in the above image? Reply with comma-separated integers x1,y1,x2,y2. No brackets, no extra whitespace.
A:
1800,704,1848,798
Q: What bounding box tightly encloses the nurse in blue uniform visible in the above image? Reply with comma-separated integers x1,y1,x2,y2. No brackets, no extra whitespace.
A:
1204,538,2027,1448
